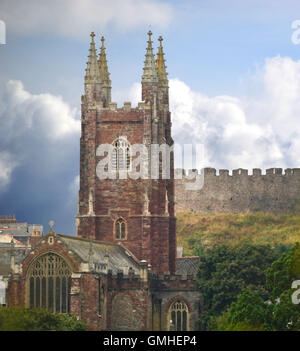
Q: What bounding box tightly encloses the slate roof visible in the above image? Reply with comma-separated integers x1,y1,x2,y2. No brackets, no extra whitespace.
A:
176,256,199,276
0,232,200,277
57,234,142,275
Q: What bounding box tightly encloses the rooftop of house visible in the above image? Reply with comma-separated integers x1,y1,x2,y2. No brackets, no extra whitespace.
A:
0,215,43,237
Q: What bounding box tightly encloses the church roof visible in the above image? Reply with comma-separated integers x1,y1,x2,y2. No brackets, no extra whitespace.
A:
176,256,199,276
0,231,200,277
57,234,142,275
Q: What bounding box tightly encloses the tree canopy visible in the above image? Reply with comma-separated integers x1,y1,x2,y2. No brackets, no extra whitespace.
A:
212,243,300,331
0,307,87,331
197,243,288,330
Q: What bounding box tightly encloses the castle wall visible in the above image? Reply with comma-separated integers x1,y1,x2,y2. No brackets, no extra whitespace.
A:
175,168,300,214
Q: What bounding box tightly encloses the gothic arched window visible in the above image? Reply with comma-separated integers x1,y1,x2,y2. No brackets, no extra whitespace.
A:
112,138,131,171
115,218,126,240
169,300,189,331
27,253,72,313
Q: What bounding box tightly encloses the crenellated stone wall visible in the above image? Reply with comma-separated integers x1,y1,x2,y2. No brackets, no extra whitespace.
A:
174,168,300,214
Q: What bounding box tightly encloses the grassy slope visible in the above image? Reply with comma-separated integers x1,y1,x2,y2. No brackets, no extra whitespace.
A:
176,211,300,256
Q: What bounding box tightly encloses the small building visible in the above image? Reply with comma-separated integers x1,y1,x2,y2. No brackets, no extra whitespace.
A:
0,214,43,249
0,215,43,306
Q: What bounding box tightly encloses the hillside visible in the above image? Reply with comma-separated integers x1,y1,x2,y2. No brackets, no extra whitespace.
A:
176,211,300,256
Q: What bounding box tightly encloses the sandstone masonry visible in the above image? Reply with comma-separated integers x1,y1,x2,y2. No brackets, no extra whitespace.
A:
175,168,300,214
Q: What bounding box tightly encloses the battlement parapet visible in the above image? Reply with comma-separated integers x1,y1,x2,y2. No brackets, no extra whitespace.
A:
100,101,150,112
219,169,229,176
152,272,197,282
98,266,198,282
175,166,300,215
232,168,248,176
203,167,217,176
107,268,141,280
253,168,262,176
266,168,283,175
174,167,300,179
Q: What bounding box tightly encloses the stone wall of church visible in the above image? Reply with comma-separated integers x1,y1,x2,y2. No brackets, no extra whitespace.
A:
149,272,201,331
70,273,103,331
77,103,176,274
106,270,149,331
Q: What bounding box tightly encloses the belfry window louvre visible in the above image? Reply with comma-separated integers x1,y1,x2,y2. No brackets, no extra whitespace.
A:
115,218,126,240
27,253,72,313
112,138,131,171
169,300,189,331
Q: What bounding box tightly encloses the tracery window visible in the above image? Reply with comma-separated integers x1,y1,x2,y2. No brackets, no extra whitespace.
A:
27,253,72,313
115,218,126,240
112,138,131,171
169,300,189,331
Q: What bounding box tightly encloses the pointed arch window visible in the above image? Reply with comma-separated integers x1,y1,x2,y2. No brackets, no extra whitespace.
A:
112,138,131,171
27,253,72,314
115,218,126,240
169,300,189,331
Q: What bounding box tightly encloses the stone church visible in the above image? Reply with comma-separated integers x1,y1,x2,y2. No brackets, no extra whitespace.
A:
6,31,201,331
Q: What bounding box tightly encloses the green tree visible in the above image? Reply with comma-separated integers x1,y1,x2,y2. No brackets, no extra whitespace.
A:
265,243,300,330
197,244,288,330
213,243,300,331
0,307,87,331
213,288,300,331
212,288,269,331
267,243,300,301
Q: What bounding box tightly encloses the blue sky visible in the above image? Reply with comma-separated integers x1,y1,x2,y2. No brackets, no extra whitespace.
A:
0,0,300,235
1,0,300,99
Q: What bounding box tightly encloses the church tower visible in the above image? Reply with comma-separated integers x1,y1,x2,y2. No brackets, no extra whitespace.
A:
76,32,176,274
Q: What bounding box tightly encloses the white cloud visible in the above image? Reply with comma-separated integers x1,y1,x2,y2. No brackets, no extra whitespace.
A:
170,57,300,170
0,80,80,192
169,78,283,170
124,56,300,171
0,152,18,193
0,0,173,39
1,81,80,140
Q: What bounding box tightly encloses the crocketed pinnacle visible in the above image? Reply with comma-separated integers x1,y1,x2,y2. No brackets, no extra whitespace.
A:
156,36,168,86
85,32,101,84
142,30,158,84
99,36,111,86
